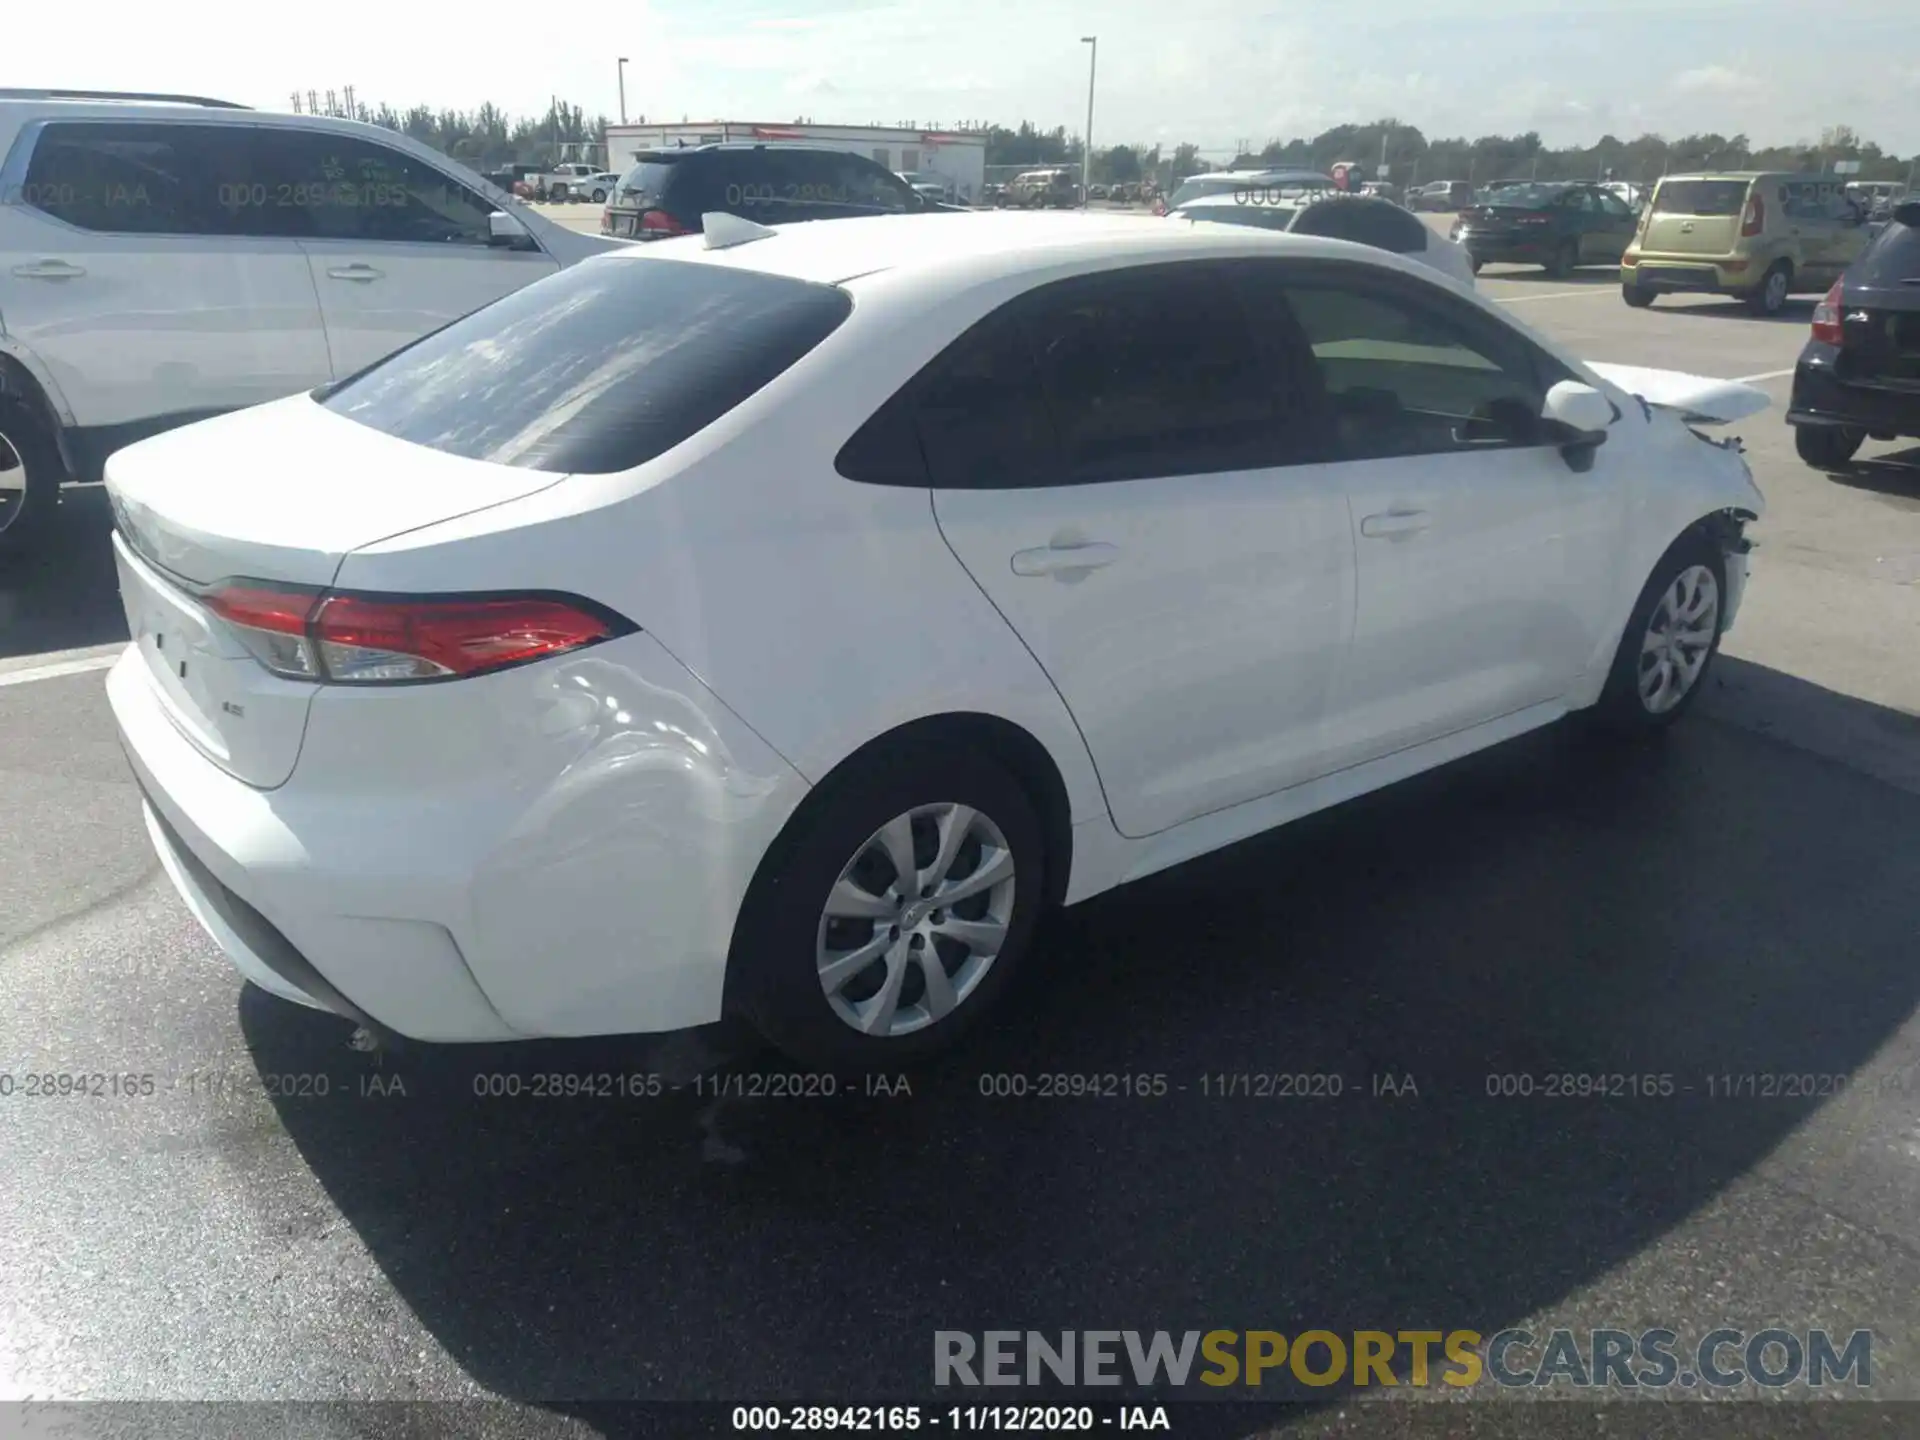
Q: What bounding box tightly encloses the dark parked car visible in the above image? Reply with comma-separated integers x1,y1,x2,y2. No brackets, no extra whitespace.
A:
1786,200,1920,468
601,143,952,240
1449,181,1638,277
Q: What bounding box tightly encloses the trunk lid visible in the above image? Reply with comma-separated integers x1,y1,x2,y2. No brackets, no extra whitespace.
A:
1585,362,1772,425
105,395,566,787
1642,178,1751,255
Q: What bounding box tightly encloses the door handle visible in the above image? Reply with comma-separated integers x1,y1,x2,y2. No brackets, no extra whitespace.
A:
1010,540,1119,577
12,259,86,279
326,264,385,282
1359,509,1431,539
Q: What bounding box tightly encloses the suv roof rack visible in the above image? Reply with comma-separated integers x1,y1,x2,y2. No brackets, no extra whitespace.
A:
0,87,251,110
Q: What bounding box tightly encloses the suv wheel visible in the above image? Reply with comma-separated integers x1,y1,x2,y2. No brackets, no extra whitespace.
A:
1748,261,1792,316
1794,424,1865,470
727,742,1048,1070
0,399,61,558
591,188,607,204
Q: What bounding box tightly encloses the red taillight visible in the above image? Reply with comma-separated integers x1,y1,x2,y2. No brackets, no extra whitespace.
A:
1151,197,1167,216
203,582,628,685
1810,279,1846,346
1740,190,1764,237
600,207,613,234
637,208,691,238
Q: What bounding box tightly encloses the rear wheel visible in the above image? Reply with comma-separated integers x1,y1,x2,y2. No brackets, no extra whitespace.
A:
727,742,1048,1069
0,399,61,559
1622,282,1657,308
1592,540,1726,735
1748,261,1792,316
1546,239,1579,278
1794,423,1865,469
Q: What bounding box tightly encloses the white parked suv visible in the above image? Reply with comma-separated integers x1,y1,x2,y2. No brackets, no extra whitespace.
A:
0,88,620,554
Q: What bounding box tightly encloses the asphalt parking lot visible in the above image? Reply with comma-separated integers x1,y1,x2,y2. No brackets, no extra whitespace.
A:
2,212,1918,1436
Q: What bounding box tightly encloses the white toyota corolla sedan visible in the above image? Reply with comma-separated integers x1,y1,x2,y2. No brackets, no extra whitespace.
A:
105,210,1768,1068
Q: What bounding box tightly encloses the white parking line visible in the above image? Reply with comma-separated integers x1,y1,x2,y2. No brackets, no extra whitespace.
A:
1493,289,1613,304
1732,368,1795,384
0,644,124,688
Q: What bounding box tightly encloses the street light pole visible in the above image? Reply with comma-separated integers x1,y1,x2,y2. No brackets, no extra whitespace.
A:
617,58,629,126
1080,36,1097,208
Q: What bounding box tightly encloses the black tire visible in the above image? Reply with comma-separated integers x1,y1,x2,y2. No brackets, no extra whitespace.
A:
1469,256,1483,275
1545,239,1579,278
591,188,607,204
1622,282,1657,308
1794,423,1865,469
726,740,1049,1070
0,397,62,559
1591,536,1727,736
1747,261,1792,316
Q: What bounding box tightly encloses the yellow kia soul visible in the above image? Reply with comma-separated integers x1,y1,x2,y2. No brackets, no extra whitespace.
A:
1622,172,1874,315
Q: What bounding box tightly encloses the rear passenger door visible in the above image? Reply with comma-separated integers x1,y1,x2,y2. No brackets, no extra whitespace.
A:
0,119,332,432
917,261,1356,838
258,127,559,378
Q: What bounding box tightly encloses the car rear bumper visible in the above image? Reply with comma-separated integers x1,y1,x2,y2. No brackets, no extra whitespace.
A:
1454,233,1557,265
109,631,812,1044
1621,256,1754,294
1787,342,1920,437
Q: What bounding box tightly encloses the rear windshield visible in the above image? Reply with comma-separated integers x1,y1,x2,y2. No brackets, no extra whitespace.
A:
612,157,682,205
1853,218,1920,288
321,257,852,474
1653,179,1750,217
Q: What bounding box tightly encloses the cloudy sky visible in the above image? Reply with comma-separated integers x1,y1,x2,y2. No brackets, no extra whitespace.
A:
8,0,1918,157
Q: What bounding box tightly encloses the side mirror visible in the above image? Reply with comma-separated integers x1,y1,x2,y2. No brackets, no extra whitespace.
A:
1541,380,1612,467
488,210,538,251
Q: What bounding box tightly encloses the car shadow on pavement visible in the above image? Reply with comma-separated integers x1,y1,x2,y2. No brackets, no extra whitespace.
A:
1652,299,1815,324
245,662,1920,1409
0,484,126,660
1826,445,1920,504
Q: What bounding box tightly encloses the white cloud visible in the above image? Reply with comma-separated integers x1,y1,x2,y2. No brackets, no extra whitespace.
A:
1672,65,1759,96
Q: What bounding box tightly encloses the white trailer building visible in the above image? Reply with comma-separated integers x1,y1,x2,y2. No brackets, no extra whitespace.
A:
601,122,988,203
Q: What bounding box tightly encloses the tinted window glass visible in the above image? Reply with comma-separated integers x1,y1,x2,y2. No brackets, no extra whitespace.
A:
1186,205,1297,231
613,157,685,207
322,258,852,473
1021,264,1278,483
1652,179,1749,217
251,130,493,244
712,150,916,219
911,310,1059,488
21,121,261,235
1281,280,1545,461
1853,217,1920,286
1291,198,1427,253
1597,191,1634,219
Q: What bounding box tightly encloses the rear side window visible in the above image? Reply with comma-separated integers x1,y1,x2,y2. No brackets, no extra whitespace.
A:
1652,180,1749,216
613,158,685,206
322,258,852,473
18,121,260,235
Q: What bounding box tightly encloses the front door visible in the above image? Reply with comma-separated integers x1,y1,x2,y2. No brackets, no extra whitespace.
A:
1268,268,1624,769
251,128,560,379
924,263,1355,839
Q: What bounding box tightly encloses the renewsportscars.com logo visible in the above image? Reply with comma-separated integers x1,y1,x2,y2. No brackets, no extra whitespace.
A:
934,1328,1873,1391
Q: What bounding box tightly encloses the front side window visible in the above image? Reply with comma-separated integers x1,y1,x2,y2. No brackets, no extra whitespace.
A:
1598,191,1634,219
1277,276,1551,461
323,257,852,473
250,130,494,245
19,121,262,236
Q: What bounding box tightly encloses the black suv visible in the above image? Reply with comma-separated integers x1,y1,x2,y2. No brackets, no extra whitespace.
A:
601,143,953,240
1788,200,1920,468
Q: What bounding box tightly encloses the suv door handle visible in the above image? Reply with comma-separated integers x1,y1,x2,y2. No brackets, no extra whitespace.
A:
1011,540,1119,577
326,264,385,282
1360,509,1431,539
12,260,85,279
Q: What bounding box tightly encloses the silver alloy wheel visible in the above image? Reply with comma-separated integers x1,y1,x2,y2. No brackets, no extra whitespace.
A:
0,425,27,537
1764,267,1789,312
815,802,1017,1038
1638,564,1720,714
